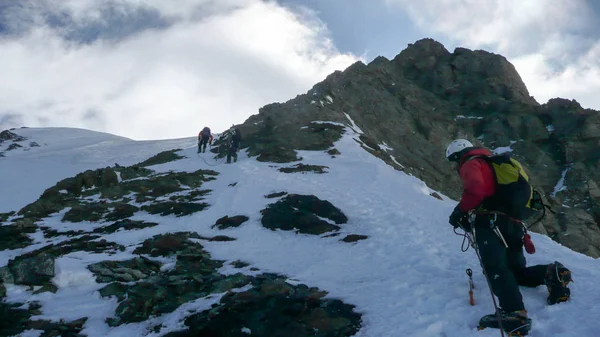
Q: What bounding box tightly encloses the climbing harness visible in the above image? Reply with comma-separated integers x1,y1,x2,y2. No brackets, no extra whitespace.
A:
458,211,536,255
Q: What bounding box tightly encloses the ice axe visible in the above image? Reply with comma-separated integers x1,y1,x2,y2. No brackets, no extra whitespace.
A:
466,268,475,305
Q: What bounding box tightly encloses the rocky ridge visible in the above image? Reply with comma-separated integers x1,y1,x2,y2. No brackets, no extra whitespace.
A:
231,38,600,258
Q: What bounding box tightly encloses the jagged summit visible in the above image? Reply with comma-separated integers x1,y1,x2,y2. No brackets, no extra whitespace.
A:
392,37,537,107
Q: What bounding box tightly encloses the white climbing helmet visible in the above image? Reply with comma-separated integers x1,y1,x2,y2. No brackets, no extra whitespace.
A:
445,139,473,161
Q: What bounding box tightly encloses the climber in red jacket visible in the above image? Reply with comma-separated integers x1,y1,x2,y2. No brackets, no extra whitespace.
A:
451,146,496,212
445,139,572,336
198,127,213,153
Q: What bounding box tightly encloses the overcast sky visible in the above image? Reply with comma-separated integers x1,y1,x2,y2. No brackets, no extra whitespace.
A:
1,0,599,140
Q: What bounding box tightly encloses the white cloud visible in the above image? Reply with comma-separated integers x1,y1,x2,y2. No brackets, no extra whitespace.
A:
0,0,360,140
513,42,600,107
385,0,600,109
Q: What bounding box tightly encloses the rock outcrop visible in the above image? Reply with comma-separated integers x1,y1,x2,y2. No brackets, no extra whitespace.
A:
233,38,600,257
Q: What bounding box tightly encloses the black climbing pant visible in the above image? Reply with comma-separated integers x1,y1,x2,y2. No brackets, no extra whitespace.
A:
473,214,548,312
198,136,210,153
227,146,238,163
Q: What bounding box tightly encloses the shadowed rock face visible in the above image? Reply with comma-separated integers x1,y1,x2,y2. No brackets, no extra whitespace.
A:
233,38,600,257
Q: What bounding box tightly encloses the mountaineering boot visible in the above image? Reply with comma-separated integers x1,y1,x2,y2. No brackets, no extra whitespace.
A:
546,261,572,305
478,309,531,336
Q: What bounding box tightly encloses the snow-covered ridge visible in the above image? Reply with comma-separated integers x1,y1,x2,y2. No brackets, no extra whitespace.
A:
0,127,195,213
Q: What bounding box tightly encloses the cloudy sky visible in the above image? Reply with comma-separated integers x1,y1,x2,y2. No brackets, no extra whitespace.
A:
1,0,599,140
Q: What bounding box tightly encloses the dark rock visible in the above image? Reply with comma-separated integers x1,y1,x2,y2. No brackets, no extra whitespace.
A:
171,170,218,188
133,232,203,257
41,227,85,238
0,219,35,251
141,201,209,217
93,219,159,234
205,235,236,242
9,235,124,263
0,266,14,284
88,257,162,283
322,233,341,238
6,143,23,151
166,275,361,337
115,166,153,180
133,149,185,167
256,145,302,163
168,189,211,202
356,135,403,171
341,234,369,243
7,254,55,286
104,233,253,326
27,317,88,337
327,148,341,156
260,194,347,235
212,215,250,230
230,260,250,268
279,163,329,174
105,203,140,221
32,283,59,294
0,283,5,298
0,302,33,336
101,169,215,203
265,191,287,198
430,192,443,200
99,282,129,301
62,203,110,222
0,130,26,142
29,141,40,147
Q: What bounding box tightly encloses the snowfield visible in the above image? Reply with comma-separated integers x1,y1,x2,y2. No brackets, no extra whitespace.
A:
1,127,599,337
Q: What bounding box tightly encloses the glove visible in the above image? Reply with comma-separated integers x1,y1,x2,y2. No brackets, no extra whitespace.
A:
449,205,470,231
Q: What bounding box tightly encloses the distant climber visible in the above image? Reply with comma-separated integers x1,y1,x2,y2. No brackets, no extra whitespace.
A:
445,139,572,336
198,127,213,153
226,127,242,164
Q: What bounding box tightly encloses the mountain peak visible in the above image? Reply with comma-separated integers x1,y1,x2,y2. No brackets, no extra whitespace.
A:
2,38,600,336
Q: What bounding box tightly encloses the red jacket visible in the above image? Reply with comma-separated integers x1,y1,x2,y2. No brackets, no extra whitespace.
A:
457,148,496,212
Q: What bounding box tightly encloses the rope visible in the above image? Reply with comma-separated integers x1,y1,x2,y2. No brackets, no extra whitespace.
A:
196,144,228,167
197,153,227,167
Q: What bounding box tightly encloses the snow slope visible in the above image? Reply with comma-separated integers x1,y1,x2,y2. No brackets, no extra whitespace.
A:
2,126,600,337
0,127,193,213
